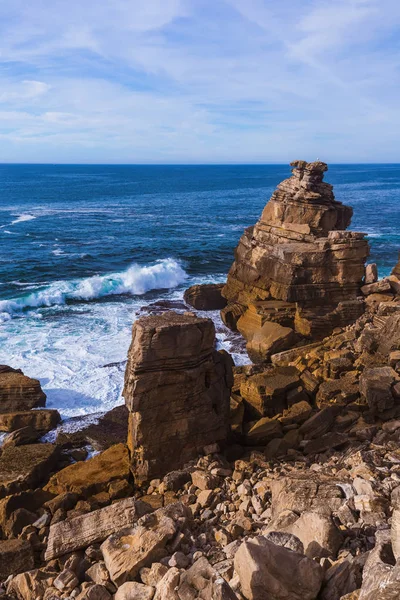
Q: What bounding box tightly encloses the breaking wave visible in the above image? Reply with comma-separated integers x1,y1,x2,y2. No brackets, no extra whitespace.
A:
0,258,187,321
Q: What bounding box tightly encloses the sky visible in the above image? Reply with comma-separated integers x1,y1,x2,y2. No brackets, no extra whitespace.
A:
0,0,399,164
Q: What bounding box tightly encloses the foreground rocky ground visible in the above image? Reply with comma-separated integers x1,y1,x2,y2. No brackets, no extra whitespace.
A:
1,161,400,599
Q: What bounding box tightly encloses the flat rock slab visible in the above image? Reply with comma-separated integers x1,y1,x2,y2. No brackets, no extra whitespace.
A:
0,409,61,433
44,443,130,497
0,538,34,580
0,370,46,413
45,497,152,560
0,443,59,498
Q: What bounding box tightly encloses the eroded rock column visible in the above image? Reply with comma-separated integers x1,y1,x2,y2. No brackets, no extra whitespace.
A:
123,311,233,484
221,160,370,360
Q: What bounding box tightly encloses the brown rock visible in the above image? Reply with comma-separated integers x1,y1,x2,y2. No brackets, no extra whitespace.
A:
0,408,61,433
234,536,323,600
7,567,58,599
115,582,155,600
359,366,399,414
270,474,344,517
184,283,227,310
222,161,369,341
279,400,312,426
101,502,190,586
0,369,46,413
303,432,347,455
240,367,300,418
44,443,130,497
361,279,391,296
359,529,400,600
123,312,233,484
267,511,343,559
365,263,378,284
2,426,40,448
45,497,151,560
0,539,34,580
244,417,282,446
0,443,59,498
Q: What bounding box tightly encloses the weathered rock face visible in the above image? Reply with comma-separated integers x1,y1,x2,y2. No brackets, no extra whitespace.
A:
45,497,151,560
184,283,227,310
0,367,46,413
221,161,369,358
0,444,59,499
123,312,233,484
0,408,60,433
44,443,130,497
234,535,323,600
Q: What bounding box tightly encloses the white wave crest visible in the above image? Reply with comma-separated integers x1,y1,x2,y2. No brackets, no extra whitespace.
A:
0,258,187,321
10,214,36,225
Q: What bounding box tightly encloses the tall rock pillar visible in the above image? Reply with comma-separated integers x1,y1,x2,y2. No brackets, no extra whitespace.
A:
123,311,233,484
222,161,370,360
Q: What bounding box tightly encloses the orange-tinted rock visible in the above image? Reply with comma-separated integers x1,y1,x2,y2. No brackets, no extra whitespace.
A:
123,312,233,484
0,409,60,433
0,444,59,498
222,161,369,348
0,368,46,413
44,443,130,497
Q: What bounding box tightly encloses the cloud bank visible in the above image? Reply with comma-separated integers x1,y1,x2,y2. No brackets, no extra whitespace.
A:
0,0,399,163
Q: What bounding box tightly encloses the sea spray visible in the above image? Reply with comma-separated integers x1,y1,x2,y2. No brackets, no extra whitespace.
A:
0,258,187,321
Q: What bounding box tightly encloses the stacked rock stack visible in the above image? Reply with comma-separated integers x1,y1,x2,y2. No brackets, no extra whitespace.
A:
123,311,233,484
221,160,370,361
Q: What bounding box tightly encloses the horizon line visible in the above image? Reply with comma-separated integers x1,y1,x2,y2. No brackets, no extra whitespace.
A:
1,161,400,166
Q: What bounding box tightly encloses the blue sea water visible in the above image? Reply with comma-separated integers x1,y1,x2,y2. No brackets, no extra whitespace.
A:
0,164,399,426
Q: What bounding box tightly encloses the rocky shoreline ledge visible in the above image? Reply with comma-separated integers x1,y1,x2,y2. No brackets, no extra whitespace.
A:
1,161,400,599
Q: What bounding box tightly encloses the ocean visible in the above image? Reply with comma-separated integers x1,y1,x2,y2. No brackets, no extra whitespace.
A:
0,164,399,429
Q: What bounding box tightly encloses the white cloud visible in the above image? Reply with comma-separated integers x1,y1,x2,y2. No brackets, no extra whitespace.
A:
0,0,399,162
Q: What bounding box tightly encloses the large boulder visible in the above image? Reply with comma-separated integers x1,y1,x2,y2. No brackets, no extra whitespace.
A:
0,367,46,412
234,536,323,600
45,497,152,560
184,283,227,310
240,367,300,418
359,367,399,414
101,503,190,586
7,567,58,599
123,312,233,484
0,443,59,498
44,443,130,497
359,530,400,600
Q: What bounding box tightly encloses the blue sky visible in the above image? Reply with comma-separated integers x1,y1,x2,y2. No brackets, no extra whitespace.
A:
0,0,399,163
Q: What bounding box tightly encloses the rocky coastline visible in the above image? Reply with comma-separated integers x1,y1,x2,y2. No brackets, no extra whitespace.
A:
1,161,400,599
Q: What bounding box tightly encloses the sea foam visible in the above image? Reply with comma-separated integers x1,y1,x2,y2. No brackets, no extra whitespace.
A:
10,214,37,225
0,258,187,321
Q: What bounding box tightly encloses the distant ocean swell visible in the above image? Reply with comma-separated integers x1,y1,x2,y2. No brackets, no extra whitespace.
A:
0,258,188,322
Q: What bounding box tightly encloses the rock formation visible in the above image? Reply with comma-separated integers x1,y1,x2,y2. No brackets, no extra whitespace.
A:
123,311,233,484
221,161,370,361
184,283,227,311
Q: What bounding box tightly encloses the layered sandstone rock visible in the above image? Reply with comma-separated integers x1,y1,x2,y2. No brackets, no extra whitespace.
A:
0,366,46,412
221,161,369,360
123,311,233,484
